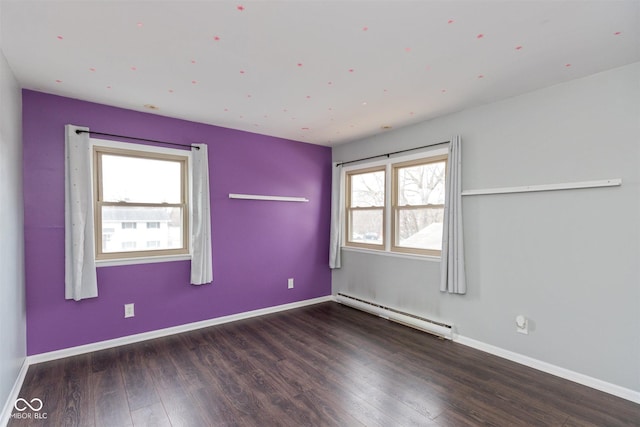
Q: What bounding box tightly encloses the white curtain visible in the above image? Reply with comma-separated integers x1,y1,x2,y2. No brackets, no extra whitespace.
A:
65,124,98,300
329,162,343,269
440,136,466,294
190,143,213,285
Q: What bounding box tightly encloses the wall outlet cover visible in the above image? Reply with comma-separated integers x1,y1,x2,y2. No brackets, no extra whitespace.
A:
124,303,135,318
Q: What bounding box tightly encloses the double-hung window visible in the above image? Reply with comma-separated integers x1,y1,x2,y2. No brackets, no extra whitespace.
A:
93,142,190,260
345,166,386,249
344,150,447,257
392,155,447,256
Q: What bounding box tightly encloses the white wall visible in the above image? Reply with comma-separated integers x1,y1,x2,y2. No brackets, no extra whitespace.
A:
332,62,640,394
0,2,26,420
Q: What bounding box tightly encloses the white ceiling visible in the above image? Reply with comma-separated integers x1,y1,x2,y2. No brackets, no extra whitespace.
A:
1,1,638,146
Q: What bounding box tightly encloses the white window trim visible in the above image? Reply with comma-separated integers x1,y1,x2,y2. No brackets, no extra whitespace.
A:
90,138,193,267
341,146,448,259
341,246,442,262
97,254,192,267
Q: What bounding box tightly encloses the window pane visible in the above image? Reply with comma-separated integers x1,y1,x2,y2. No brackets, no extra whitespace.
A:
101,206,183,253
350,170,385,207
397,161,445,206
396,207,443,250
101,154,182,203
349,209,383,245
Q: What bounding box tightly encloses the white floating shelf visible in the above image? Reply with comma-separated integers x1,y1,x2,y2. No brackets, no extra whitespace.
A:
229,193,309,203
461,178,622,196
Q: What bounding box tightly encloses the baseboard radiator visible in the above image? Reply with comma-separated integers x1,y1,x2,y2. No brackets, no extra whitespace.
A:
336,293,453,340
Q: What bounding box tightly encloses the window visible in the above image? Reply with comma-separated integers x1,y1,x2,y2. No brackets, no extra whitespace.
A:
93,144,189,260
345,167,386,249
392,156,447,256
344,151,447,257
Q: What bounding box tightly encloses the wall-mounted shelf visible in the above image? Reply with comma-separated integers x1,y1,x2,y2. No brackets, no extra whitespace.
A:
229,193,309,203
461,178,622,197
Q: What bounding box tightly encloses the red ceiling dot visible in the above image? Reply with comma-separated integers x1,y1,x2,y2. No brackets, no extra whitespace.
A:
57,35,64,40
89,67,96,72
237,5,245,11
106,86,112,89
306,95,311,99
447,19,454,24
565,63,572,67
168,89,174,93
476,34,484,39
224,108,229,112
55,79,62,83
247,94,252,98
405,47,411,52
213,36,221,41
478,75,484,79
328,81,333,85
136,22,143,28
297,63,303,67
192,80,198,84
362,26,369,31
409,112,414,116
240,70,245,74
191,60,196,64
515,45,523,50
130,66,137,71
614,31,622,36
348,68,354,73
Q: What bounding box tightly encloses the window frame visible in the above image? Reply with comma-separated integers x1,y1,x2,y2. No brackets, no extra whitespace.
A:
391,155,448,257
345,165,387,250
92,140,191,262
342,147,448,258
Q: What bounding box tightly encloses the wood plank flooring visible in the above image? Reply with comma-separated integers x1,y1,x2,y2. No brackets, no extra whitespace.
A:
8,302,640,426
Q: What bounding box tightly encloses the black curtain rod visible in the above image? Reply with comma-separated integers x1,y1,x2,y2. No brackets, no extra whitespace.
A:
75,130,200,150
335,140,449,167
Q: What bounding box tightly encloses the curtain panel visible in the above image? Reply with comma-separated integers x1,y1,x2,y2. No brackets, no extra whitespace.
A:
64,124,98,300
329,162,343,269
190,143,213,285
440,136,466,294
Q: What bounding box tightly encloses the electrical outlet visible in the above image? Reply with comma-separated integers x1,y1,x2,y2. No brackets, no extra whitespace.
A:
124,303,135,318
288,278,294,289
515,315,528,334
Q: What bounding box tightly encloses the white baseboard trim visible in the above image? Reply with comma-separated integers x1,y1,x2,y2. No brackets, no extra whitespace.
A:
8,295,638,421
0,358,29,427
454,335,640,405
28,296,333,365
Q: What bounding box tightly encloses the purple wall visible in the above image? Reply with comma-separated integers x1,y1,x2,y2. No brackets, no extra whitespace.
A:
22,90,332,355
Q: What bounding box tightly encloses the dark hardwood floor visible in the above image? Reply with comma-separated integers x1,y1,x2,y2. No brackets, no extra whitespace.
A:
8,302,640,426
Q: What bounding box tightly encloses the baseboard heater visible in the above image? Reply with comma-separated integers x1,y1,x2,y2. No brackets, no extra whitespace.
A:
336,293,453,340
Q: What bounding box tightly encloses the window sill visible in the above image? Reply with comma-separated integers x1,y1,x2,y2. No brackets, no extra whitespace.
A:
96,254,191,267
341,246,441,262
